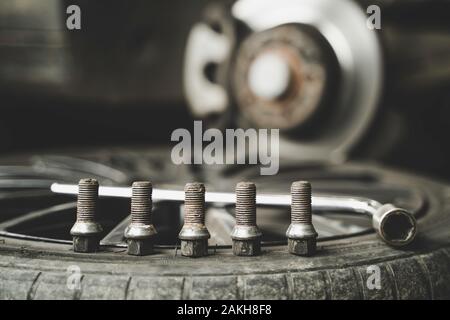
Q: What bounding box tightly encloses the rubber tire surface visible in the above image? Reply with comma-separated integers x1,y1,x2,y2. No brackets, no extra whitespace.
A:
0,164,450,300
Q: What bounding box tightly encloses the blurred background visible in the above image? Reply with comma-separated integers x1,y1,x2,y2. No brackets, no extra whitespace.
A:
0,0,449,181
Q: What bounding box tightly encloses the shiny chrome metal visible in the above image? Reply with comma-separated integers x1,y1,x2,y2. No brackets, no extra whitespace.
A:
372,204,417,247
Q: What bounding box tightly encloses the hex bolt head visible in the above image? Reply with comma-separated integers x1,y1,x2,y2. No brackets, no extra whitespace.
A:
231,182,262,256
124,181,157,256
72,235,101,253
232,238,261,256
287,237,316,256
127,239,154,256
180,239,208,257
70,178,103,253
178,183,210,258
286,181,318,256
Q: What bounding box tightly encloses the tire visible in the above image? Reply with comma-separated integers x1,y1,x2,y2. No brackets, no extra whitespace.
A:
0,163,449,300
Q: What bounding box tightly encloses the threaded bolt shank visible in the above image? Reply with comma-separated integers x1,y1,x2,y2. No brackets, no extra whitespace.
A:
131,181,152,225
291,181,312,224
184,182,205,225
179,182,209,257
287,180,317,256
235,182,257,226
71,178,102,253
77,178,99,222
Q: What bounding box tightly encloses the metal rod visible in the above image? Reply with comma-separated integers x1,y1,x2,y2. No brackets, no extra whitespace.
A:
51,183,381,216
50,183,417,247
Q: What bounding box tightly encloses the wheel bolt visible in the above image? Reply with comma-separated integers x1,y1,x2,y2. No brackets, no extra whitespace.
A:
124,181,157,256
231,182,262,256
178,182,210,257
286,181,318,256
70,178,103,253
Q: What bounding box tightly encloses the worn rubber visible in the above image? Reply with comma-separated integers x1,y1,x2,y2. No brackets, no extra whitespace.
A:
0,164,449,300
